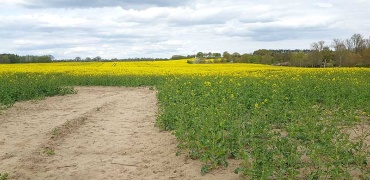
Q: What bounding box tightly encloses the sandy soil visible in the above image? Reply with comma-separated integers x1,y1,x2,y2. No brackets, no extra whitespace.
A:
0,86,242,180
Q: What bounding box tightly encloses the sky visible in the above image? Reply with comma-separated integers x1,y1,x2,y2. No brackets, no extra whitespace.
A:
0,0,369,59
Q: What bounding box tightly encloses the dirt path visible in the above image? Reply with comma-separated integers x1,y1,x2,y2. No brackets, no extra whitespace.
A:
0,87,241,180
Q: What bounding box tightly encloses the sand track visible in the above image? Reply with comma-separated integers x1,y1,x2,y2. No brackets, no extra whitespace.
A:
0,87,240,180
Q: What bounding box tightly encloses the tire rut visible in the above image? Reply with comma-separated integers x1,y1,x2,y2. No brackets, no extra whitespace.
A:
0,87,242,180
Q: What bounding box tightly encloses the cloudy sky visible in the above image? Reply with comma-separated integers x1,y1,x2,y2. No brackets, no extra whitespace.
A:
0,0,369,59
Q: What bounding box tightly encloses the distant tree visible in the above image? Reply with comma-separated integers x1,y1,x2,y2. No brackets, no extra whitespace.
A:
261,54,274,64
232,52,241,57
281,52,292,64
38,55,52,63
48,55,55,61
306,52,316,67
75,57,82,61
212,53,221,63
0,54,22,64
196,52,204,58
271,52,283,63
290,52,305,67
246,54,258,63
240,53,251,63
222,51,231,62
231,52,241,62
311,40,325,51
346,33,366,54
253,49,271,56
8,54,21,63
360,36,370,66
366,36,370,47
332,39,348,67
85,57,92,61
346,52,362,67
213,53,221,59
0,54,10,63
362,46,370,66
310,40,326,67
93,56,102,61
322,46,333,67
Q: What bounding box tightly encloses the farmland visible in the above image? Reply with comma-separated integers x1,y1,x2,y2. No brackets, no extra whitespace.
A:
1,60,370,179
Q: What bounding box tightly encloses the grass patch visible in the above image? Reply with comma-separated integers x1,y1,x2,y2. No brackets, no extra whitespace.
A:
0,173,8,180
42,147,55,156
0,73,75,107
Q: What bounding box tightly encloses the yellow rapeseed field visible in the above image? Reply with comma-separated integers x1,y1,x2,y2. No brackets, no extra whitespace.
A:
0,59,281,76
1,59,369,80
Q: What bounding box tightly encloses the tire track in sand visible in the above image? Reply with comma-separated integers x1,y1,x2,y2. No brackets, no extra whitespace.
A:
0,86,241,180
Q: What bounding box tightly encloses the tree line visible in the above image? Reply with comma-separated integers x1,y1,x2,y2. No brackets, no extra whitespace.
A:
61,56,170,62
1,33,369,67
182,33,370,67
0,54,170,63
0,54,54,63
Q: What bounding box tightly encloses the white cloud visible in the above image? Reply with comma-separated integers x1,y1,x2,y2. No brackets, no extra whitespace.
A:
64,47,97,54
314,3,333,8
0,0,369,59
18,0,190,9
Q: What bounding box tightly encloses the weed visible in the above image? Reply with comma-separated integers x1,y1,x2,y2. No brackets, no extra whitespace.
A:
0,173,8,180
43,147,55,156
51,128,59,138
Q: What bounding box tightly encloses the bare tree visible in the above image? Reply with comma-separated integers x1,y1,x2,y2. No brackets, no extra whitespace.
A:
332,39,347,67
311,40,325,51
310,40,326,67
366,36,370,48
347,33,366,54
346,39,354,51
